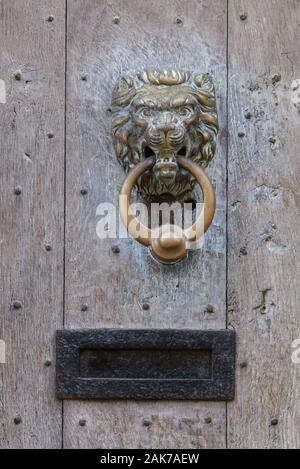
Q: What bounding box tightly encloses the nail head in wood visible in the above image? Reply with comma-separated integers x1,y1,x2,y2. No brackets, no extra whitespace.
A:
271,418,278,426
205,417,212,424
79,419,86,427
47,15,55,22
80,188,88,195
113,16,120,24
13,300,22,310
142,303,150,311
14,187,22,195
240,13,247,21
14,416,22,425
47,132,54,139
111,245,120,254
240,246,248,256
44,360,52,367
81,304,88,312
142,419,152,428
14,71,22,81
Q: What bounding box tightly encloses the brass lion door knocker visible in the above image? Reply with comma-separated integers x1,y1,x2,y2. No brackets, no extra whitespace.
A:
111,69,218,264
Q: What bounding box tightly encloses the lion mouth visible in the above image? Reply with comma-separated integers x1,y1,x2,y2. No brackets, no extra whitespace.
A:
153,161,178,183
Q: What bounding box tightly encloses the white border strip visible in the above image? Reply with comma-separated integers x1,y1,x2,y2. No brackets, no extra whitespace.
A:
0,79,6,104
0,340,5,364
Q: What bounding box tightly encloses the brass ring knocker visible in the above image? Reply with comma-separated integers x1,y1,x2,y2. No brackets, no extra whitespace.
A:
119,156,216,264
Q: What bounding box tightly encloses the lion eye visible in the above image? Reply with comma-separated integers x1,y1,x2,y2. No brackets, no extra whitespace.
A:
139,108,152,118
179,107,192,117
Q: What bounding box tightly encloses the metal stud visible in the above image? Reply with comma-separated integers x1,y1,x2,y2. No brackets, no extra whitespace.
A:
206,304,214,314
142,419,152,428
240,361,248,369
14,71,22,81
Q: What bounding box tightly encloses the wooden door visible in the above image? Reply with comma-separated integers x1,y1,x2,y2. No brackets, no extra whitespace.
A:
0,0,300,449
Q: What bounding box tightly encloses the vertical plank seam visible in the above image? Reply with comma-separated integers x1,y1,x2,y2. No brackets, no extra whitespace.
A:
62,0,68,450
225,0,229,450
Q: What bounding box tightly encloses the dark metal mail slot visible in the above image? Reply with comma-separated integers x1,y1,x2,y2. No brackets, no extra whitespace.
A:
80,348,212,379
56,329,235,400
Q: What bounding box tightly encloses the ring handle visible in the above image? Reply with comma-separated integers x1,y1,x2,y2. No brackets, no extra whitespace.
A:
119,157,216,264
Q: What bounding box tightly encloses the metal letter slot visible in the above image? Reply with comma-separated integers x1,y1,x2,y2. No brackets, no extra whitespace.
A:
56,329,235,400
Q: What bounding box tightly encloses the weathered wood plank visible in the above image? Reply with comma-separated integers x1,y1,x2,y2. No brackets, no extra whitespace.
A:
228,0,300,449
0,0,65,448
64,0,227,449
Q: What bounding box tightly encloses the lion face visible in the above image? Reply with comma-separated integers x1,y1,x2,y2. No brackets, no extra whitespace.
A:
111,70,218,202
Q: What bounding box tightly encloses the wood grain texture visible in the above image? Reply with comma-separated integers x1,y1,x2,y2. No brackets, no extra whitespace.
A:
0,0,65,448
64,0,227,449
227,0,300,449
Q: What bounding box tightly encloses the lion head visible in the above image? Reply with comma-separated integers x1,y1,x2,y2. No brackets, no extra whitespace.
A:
111,69,218,202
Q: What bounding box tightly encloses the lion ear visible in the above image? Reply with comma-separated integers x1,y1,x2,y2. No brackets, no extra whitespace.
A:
114,75,134,91
112,74,135,106
194,73,215,95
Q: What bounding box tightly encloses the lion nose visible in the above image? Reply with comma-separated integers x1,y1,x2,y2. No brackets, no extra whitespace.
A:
154,121,176,134
153,114,178,134
163,122,176,133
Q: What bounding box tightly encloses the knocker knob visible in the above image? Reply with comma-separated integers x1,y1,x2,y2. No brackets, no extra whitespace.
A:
119,156,216,264
151,225,187,264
